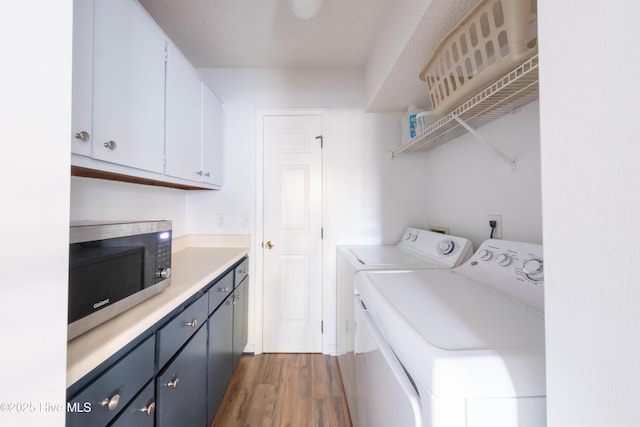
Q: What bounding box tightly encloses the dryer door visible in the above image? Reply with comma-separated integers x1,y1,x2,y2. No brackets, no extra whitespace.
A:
354,295,421,427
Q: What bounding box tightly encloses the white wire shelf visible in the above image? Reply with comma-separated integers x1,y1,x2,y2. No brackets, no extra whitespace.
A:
391,55,539,157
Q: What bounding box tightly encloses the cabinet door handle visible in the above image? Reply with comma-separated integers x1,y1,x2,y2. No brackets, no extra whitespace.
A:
218,286,230,293
74,131,90,142
185,319,198,329
204,172,210,177
103,140,117,150
196,170,203,176
100,393,120,411
167,376,179,389
139,402,156,416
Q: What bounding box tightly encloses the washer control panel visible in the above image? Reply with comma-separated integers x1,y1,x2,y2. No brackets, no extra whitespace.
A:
398,228,474,267
456,239,544,311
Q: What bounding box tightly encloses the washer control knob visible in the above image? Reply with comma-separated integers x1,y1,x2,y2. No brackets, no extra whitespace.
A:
478,249,493,261
523,259,544,281
437,240,455,255
496,253,512,266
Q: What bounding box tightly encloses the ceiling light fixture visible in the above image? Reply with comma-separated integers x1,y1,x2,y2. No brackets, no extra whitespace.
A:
288,0,324,20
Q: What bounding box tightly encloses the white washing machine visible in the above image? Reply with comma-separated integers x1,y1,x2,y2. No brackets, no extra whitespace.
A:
354,239,546,427
336,228,473,427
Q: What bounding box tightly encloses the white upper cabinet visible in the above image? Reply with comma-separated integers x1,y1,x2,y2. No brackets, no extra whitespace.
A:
165,43,204,181
71,0,93,156
91,0,166,173
202,85,224,187
71,0,224,189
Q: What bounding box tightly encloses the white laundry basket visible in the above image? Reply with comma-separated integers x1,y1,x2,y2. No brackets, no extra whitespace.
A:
419,0,538,116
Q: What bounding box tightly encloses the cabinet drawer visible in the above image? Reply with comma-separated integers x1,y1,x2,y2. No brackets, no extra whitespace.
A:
157,294,208,369
67,336,154,427
110,380,155,427
208,272,233,314
234,258,249,288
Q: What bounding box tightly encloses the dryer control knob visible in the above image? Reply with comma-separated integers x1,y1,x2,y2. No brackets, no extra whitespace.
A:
496,253,512,266
437,240,455,255
479,249,493,261
523,259,544,281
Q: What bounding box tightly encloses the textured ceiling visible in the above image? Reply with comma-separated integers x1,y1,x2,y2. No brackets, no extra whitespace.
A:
139,0,481,112
139,0,396,69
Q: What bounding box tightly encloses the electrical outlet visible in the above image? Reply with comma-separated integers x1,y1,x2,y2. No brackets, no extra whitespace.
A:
488,214,502,239
428,225,449,235
216,213,225,228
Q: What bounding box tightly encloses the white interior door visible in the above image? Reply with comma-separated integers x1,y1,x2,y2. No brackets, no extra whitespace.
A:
262,114,323,353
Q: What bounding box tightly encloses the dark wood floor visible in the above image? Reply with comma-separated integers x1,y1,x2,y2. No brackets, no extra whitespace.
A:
212,353,352,427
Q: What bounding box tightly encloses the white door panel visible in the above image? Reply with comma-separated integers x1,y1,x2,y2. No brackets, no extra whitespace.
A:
263,115,323,353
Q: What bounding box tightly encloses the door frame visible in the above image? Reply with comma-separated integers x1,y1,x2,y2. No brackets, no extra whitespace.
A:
254,108,328,355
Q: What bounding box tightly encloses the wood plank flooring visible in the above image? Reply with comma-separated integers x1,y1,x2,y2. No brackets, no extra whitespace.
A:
211,353,352,427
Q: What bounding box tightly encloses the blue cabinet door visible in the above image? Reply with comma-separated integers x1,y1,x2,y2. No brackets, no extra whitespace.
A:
232,278,249,370
67,337,154,427
207,296,233,425
157,325,207,427
110,381,155,427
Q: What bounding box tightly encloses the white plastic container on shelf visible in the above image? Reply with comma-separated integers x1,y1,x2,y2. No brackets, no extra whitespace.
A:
415,111,437,135
400,104,423,146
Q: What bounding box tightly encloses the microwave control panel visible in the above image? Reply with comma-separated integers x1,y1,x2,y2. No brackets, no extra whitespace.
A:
156,231,172,280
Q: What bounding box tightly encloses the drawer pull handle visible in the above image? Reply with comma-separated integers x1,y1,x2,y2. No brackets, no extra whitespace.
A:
186,319,198,329
101,394,120,411
140,402,156,416
167,377,179,389
218,286,230,293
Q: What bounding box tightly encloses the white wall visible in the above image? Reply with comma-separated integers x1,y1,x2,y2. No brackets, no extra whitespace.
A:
422,101,542,248
539,0,640,425
0,1,72,426
70,177,188,237
192,68,430,353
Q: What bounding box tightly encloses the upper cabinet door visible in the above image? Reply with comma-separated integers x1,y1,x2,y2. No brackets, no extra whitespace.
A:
92,0,166,173
71,0,93,156
165,43,203,181
202,85,224,186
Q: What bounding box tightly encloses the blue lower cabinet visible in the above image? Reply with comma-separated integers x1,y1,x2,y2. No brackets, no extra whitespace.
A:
67,257,250,427
207,295,233,424
157,294,208,369
232,277,249,371
156,325,208,427
67,336,154,427
109,381,155,427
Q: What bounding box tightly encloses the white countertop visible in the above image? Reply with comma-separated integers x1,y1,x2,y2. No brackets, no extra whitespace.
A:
66,245,249,387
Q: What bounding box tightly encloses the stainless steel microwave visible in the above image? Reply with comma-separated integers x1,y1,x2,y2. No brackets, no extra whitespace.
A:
68,220,172,340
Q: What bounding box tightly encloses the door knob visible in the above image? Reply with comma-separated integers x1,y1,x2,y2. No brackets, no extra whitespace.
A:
265,241,275,250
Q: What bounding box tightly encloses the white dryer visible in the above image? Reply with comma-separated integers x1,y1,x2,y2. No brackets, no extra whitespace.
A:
336,228,473,427
354,239,546,427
